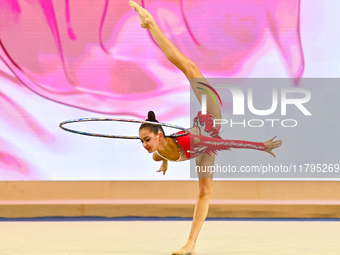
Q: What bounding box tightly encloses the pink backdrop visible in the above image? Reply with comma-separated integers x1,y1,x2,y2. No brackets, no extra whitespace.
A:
0,0,338,180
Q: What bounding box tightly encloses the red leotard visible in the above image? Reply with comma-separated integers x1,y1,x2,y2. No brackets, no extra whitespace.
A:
155,112,266,162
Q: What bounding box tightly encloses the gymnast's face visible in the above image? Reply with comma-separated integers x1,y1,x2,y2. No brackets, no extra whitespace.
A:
139,128,162,153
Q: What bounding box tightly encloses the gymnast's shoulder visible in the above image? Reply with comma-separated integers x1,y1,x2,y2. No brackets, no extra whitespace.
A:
153,151,163,161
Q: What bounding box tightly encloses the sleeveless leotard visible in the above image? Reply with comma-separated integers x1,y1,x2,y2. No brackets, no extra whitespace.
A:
155,111,266,162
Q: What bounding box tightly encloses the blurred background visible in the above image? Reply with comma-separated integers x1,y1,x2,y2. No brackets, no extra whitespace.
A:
1,0,339,181
0,0,339,219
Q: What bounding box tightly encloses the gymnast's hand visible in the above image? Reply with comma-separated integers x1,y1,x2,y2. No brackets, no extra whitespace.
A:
157,159,168,175
264,136,282,158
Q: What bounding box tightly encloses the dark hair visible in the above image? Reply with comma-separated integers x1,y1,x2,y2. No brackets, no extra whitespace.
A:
139,111,165,136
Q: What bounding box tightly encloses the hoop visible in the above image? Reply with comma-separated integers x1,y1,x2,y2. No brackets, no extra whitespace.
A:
59,118,190,139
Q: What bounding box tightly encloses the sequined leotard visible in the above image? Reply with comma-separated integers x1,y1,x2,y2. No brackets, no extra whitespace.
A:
155,112,266,162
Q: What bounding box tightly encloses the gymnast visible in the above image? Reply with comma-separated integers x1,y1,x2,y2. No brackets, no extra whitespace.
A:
130,1,282,254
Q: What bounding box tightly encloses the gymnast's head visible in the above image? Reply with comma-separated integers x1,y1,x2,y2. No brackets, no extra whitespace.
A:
139,111,166,153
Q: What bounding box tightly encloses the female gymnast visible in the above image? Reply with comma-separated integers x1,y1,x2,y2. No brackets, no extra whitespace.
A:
129,2,282,254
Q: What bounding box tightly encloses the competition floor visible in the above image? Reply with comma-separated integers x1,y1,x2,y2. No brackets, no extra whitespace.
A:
0,218,339,255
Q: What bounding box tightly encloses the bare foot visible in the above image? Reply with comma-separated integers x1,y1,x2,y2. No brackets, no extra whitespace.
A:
171,245,195,255
129,1,153,28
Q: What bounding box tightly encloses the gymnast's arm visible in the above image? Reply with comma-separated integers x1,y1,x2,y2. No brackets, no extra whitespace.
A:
153,152,168,175
192,135,282,157
219,137,282,157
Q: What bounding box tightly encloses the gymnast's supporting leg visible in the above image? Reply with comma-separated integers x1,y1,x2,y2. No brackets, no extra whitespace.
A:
185,154,215,252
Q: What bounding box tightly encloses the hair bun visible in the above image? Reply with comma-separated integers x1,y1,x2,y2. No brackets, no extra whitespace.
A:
146,111,158,122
